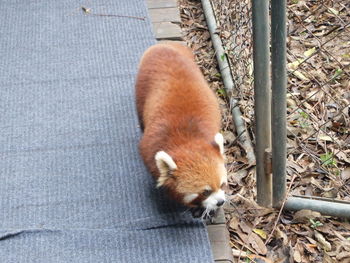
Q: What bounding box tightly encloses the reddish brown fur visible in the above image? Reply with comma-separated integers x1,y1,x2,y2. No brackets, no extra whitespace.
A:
135,43,224,206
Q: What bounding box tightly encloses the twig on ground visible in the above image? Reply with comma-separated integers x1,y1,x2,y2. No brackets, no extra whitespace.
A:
81,6,146,21
264,174,297,245
237,218,261,263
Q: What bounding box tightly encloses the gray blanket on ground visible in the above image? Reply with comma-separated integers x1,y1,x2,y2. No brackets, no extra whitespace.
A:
0,1,214,262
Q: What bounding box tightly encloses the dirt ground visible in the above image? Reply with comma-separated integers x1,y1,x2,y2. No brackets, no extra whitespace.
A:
178,0,350,262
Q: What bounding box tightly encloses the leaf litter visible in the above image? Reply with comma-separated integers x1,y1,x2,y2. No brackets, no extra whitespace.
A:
178,0,350,262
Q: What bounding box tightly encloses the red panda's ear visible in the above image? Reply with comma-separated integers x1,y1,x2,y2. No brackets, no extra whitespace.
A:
155,151,177,187
214,133,224,156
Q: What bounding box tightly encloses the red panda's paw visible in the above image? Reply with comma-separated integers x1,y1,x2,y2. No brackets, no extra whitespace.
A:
190,207,205,218
190,207,217,219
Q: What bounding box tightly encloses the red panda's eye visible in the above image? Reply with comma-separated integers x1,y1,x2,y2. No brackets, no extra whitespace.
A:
202,189,212,197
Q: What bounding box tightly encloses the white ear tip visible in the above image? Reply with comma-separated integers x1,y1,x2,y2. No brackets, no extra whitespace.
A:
214,133,224,155
155,151,165,161
155,151,177,170
215,133,224,143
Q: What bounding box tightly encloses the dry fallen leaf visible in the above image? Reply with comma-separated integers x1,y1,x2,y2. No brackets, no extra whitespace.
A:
249,232,268,255
231,249,247,257
341,167,350,181
315,231,332,252
292,209,322,224
293,248,302,263
223,130,236,145
335,151,350,164
292,70,309,81
304,47,316,57
253,228,267,240
249,254,274,263
287,59,303,70
318,134,333,142
275,225,289,246
336,251,350,261
239,220,252,234
229,216,239,231
328,7,339,16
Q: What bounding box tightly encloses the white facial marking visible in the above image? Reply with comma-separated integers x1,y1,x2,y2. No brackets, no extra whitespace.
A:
214,133,224,155
183,193,199,204
202,190,226,211
204,185,212,191
155,151,177,187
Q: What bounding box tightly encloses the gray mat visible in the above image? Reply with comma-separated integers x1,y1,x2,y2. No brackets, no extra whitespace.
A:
0,1,214,262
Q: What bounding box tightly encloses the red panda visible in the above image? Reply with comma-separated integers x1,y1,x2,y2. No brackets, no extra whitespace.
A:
135,43,227,218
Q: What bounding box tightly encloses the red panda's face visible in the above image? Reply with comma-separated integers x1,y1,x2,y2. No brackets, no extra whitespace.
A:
155,133,227,218
179,160,227,218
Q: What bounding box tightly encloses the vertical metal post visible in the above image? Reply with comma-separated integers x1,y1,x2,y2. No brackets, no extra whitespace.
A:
252,0,272,207
271,0,287,208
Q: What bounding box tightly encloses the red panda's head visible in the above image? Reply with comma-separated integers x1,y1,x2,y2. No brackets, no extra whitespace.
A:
155,133,227,218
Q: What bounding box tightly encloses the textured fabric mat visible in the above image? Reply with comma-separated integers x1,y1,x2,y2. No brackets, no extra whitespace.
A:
0,1,214,262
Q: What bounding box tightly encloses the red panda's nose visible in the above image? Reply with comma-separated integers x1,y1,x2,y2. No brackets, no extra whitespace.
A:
217,200,224,206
